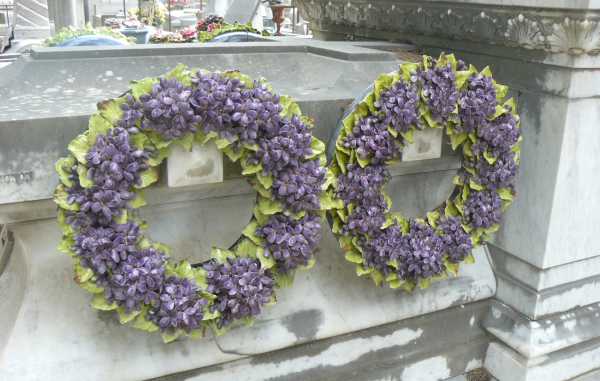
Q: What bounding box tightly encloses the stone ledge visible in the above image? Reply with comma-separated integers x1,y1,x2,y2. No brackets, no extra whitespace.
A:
483,299,600,359
485,337,600,381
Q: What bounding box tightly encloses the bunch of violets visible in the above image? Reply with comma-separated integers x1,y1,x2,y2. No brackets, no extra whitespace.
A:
97,245,168,314
203,258,275,329
340,114,401,164
374,80,422,134
254,211,322,275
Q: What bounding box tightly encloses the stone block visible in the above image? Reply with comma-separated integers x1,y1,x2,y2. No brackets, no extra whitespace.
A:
401,127,443,162
166,139,223,188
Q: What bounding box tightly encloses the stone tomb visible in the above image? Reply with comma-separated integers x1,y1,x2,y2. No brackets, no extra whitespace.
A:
0,38,505,381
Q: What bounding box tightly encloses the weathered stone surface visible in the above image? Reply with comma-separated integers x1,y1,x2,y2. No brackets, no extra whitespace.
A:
0,192,494,380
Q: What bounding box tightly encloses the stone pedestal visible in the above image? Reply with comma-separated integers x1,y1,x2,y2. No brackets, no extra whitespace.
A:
297,1,600,380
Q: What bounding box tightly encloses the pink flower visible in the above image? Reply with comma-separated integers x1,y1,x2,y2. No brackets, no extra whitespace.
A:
206,22,217,32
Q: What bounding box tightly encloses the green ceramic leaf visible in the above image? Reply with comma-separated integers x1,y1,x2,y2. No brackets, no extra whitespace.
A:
258,196,282,215
53,184,80,211
88,113,113,145
77,280,103,293
128,190,146,209
91,292,118,310
68,134,90,164
130,77,157,101
297,255,316,270
274,269,295,288
345,249,363,264
242,221,262,245
117,306,142,324
97,97,126,126
257,247,276,269
134,167,159,189
57,210,76,237
131,305,159,332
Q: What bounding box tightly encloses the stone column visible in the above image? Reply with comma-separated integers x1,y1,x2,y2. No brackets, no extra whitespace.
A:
297,1,600,380
12,0,50,40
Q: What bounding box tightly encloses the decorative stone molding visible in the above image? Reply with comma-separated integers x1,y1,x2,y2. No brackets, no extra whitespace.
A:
296,0,600,55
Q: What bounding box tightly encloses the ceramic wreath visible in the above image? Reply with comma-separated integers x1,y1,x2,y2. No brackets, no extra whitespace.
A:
327,53,522,290
53,64,333,343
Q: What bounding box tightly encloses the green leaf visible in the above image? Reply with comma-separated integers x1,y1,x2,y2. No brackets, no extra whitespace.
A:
460,252,475,265
498,188,513,201
55,155,76,187
297,255,316,270
445,260,459,277
214,322,232,336
454,69,474,89
145,147,170,167
400,61,420,82
494,83,508,102
117,307,142,324
87,113,113,145
356,263,373,275
335,150,349,174
258,196,282,215
306,139,325,159
77,163,93,188
274,269,295,288
58,210,76,237
247,176,270,198
134,167,159,189
253,203,268,225
317,192,333,210
504,98,517,114
242,221,262,245
161,330,181,343
417,277,431,290
445,199,460,218
195,130,217,146
389,279,405,289
256,172,274,190
450,132,468,150
233,238,258,259
211,247,234,263
131,305,159,332
78,280,103,293
68,134,90,164
370,270,385,286
338,235,353,251
222,145,246,162
418,103,438,128
278,95,301,119
256,247,276,269
241,158,262,175
240,315,256,328
480,66,493,77
53,184,79,211
345,248,363,264
356,153,371,168
128,190,146,209
97,97,126,125
164,63,191,87
130,77,157,101
91,293,118,311
469,178,485,191
483,149,497,164
175,260,196,280
427,211,440,227
148,130,173,149
485,223,500,233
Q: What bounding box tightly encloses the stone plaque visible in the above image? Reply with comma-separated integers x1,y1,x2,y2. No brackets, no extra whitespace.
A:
401,127,443,161
166,139,223,187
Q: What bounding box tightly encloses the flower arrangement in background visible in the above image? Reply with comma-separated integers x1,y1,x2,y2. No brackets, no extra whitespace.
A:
44,23,136,46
